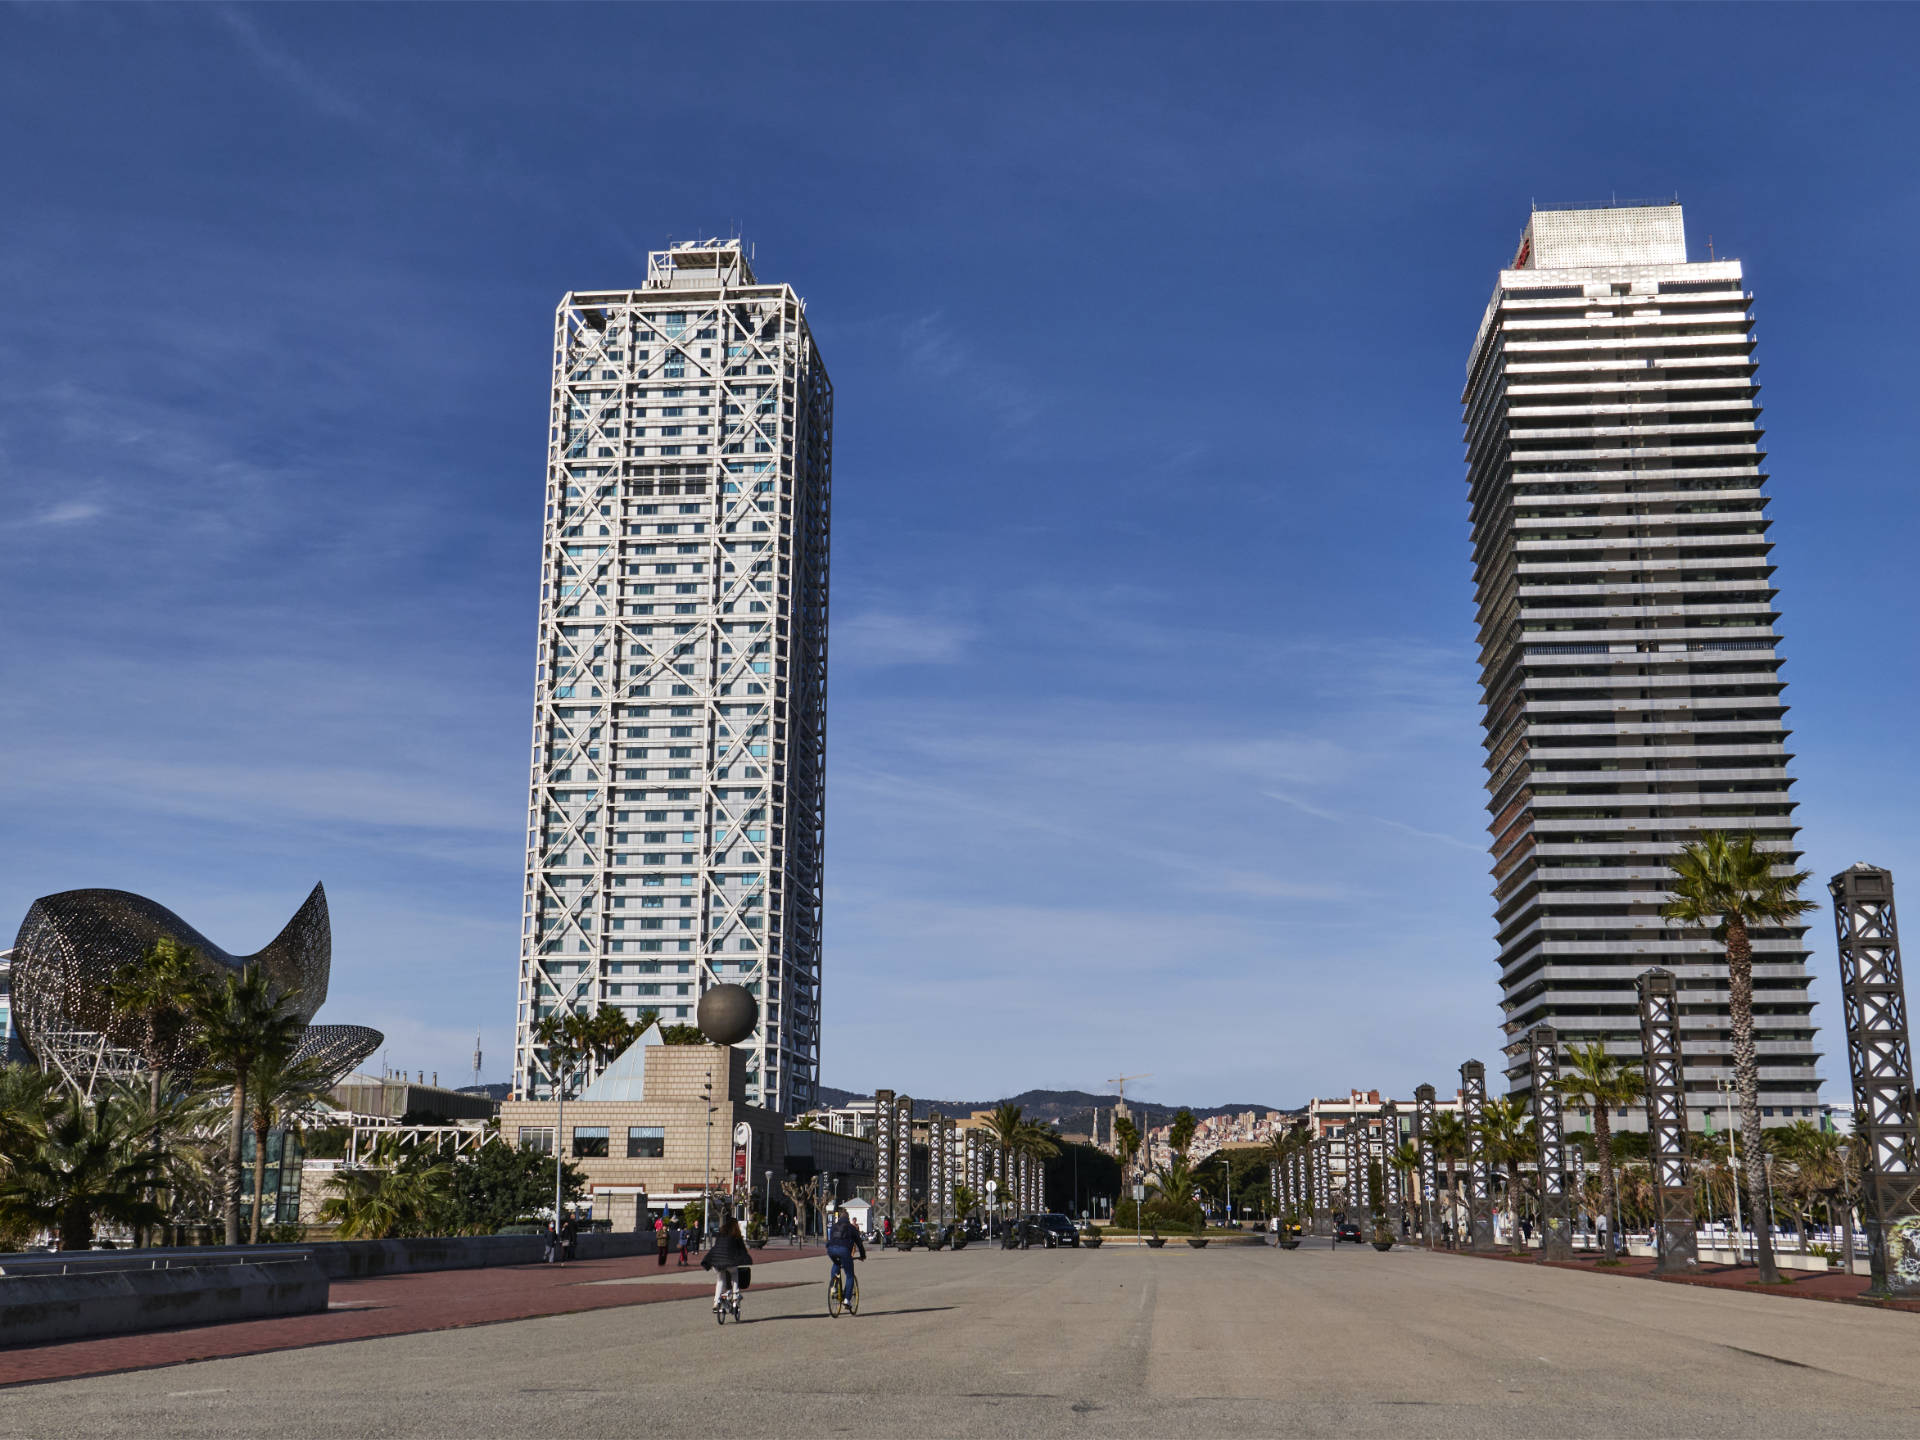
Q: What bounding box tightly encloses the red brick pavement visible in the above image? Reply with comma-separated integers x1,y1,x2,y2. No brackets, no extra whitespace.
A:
0,1246,825,1390
1436,1243,1920,1312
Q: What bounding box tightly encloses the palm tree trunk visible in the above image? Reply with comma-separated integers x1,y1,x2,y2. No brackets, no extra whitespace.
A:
225,1078,247,1247
249,1111,271,1245
1594,1109,1618,1261
1507,1163,1523,1254
1725,917,1780,1282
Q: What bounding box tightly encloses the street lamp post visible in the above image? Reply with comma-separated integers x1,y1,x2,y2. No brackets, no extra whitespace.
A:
703,1072,715,1239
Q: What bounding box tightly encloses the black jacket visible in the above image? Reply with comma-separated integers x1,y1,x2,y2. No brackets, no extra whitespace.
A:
702,1230,754,1271
826,1219,866,1258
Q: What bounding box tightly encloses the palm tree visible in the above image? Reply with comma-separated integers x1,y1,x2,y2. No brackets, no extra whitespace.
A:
1551,1042,1643,1263
1663,830,1817,1284
1113,1115,1140,1178
0,1064,64,1169
245,1047,337,1243
984,1103,1024,1222
194,965,306,1245
0,1087,166,1250
1476,1096,1535,1254
318,1141,451,1239
1429,1112,1469,1246
107,937,212,1246
1149,1152,1199,1221
1391,1138,1421,1235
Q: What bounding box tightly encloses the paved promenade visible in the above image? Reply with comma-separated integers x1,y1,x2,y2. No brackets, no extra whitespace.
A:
6,1240,1920,1438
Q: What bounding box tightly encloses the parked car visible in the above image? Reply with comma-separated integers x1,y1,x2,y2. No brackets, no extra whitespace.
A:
1334,1221,1362,1244
1037,1214,1080,1248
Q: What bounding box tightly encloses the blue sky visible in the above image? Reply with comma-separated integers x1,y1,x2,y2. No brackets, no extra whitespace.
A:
3,5,1918,1109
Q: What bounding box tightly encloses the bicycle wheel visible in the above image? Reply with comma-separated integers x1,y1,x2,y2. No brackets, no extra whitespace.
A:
845,1277,859,1315
827,1274,843,1317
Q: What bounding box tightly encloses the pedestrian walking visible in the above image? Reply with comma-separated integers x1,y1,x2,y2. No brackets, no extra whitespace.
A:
882,1216,894,1249
678,1223,692,1267
655,1214,669,1268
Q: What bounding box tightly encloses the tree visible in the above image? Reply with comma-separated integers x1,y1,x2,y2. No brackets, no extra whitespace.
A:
1113,1114,1141,1182
1168,1109,1198,1161
438,1139,583,1234
953,1183,979,1222
0,1087,166,1250
1551,1042,1643,1263
193,965,306,1246
984,1104,1025,1220
244,1048,337,1243
1390,1138,1421,1233
1429,1113,1469,1245
658,1024,707,1045
318,1149,453,1240
1663,830,1817,1285
1475,1096,1535,1255
107,937,213,1246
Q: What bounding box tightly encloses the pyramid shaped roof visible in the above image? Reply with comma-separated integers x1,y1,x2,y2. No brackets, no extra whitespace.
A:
578,1022,662,1103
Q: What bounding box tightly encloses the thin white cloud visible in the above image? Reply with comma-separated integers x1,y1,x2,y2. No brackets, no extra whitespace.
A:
836,610,977,667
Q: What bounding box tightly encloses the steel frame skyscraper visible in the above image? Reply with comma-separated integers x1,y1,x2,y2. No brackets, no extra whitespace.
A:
1462,204,1819,1126
514,239,830,1117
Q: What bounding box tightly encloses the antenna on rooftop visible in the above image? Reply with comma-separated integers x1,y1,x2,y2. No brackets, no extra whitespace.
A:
472,1031,483,1089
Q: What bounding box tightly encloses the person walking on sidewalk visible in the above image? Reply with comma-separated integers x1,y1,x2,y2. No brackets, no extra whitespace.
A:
655,1214,669,1268
678,1222,693,1266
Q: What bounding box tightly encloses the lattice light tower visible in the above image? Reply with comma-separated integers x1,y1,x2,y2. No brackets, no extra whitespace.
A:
1461,1060,1495,1249
1414,1084,1440,1247
1636,968,1698,1271
1527,1026,1573,1259
1831,864,1920,1296
515,240,831,1117
1313,1136,1332,1236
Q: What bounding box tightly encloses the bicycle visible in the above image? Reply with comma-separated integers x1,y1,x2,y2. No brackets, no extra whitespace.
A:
826,1269,859,1317
714,1283,743,1325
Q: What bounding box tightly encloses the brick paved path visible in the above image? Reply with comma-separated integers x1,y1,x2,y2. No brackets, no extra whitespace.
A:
0,1246,824,1389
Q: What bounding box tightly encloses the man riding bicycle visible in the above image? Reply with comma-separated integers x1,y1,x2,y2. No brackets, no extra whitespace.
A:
826,1206,866,1307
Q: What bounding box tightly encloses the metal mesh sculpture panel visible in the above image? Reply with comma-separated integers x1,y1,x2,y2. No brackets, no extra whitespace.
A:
1381,1102,1401,1228
1831,864,1920,1297
894,1094,913,1216
1527,1026,1573,1260
1636,970,1698,1272
11,885,378,1089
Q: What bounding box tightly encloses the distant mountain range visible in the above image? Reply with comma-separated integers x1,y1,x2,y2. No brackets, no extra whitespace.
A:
814,1084,1298,1135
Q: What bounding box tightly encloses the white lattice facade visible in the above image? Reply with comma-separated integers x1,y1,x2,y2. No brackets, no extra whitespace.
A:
514,240,830,1117
1463,205,1820,1126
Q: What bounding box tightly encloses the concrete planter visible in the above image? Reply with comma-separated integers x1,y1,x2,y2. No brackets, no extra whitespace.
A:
1186,1237,1210,1249
1371,1240,1395,1251
1082,1235,1103,1248
1277,1239,1301,1250
1145,1237,1165,1248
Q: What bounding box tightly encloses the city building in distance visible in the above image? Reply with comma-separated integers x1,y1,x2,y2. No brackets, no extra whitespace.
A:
515,239,831,1117
1462,203,1820,1129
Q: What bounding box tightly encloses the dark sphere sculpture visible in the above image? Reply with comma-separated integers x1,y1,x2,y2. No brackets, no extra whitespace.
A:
697,984,759,1045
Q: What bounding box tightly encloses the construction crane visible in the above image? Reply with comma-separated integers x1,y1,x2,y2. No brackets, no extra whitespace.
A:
1108,1073,1151,1100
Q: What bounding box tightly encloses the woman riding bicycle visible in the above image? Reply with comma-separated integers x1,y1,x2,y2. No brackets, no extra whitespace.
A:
701,1211,754,1318
825,1206,865,1308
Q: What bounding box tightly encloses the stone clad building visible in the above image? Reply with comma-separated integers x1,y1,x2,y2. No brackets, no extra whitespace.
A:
500,1038,784,1228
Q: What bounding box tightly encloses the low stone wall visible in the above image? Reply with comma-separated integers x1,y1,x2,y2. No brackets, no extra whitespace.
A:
296,1230,654,1280
0,1257,327,1349
0,1230,657,1291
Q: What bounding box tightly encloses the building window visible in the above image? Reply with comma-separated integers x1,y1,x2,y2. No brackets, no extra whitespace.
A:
627,1126,665,1158
572,1126,610,1158
519,1126,555,1155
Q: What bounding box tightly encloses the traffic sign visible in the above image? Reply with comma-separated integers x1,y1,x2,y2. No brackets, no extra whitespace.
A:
1132,1183,1146,1201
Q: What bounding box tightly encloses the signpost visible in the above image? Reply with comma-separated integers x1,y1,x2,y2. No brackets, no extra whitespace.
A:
1133,1182,1145,1245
